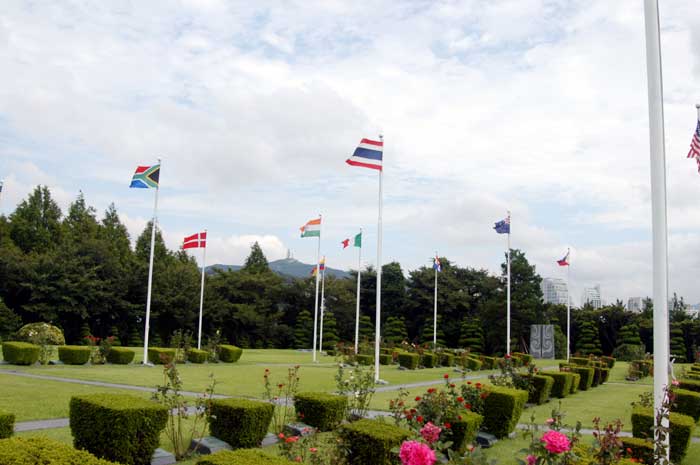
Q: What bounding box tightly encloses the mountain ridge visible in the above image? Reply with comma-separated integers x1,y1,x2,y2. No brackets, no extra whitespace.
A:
206,257,350,279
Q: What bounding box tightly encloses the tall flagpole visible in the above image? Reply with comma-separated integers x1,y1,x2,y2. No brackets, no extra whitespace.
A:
197,230,207,350
354,228,362,354
143,158,161,365
374,134,384,382
433,252,438,348
566,249,571,361
312,215,322,363
506,211,511,355
319,257,326,354
643,1,670,460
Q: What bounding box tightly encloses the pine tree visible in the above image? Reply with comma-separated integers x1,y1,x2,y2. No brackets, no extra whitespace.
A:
322,311,339,350
576,320,602,355
128,325,143,347
243,242,270,274
421,315,446,348
459,318,485,353
0,299,21,341
616,324,641,346
294,310,313,349
359,315,374,340
384,316,408,344
670,323,687,362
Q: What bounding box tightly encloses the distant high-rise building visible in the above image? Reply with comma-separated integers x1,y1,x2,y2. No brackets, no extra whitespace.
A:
627,297,643,313
541,278,569,305
582,285,602,309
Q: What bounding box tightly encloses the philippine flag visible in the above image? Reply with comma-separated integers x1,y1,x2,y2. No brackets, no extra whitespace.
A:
346,138,383,171
557,250,570,267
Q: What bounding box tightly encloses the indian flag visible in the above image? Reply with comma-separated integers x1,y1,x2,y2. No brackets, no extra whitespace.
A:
300,218,321,238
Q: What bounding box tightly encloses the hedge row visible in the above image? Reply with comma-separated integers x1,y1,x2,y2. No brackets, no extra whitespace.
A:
188,348,209,364
58,345,91,365
197,449,297,465
447,411,483,453
338,418,411,465
1,342,39,365
482,386,528,438
631,406,694,463
294,392,347,431
209,398,274,449
0,436,119,465
106,347,135,364
525,374,553,405
398,352,419,369
147,347,176,364
539,371,573,398
0,410,14,439
219,345,243,363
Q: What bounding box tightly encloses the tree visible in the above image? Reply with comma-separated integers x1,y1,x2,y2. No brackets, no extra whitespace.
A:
670,323,687,363
293,310,313,348
242,242,270,274
616,324,641,346
459,318,484,353
9,186,62,253
0,298,21,341
420,315,446,347
322,310,339,350
383,316,408,345
576,320,602,355
359,315,374,340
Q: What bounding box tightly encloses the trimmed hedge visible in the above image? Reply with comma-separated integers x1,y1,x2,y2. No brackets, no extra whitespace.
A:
481,386,529,438
462,356,483,371
1,341,39,365
197,449,297,465
106,347,135,364
379,354,392,365
570,373,581,394
678,378,700,392
567,366,594,391
58,345,91,365
356,354,374,366
147,347,176,364
601,355,615,368
631,406,695,463
513,352,533,365
539,371,572,398
440,353,455,367
188,348,208,364
421,353,438,368
338,418,410,465
219,344,243,363
526,375,554,405
447,411,483,453
672,388,700,421
0,436,119,465
620,437,653,465
479,355,496,370
569,357,591,366
398,352,419,370
209,398,274,449
0,410,14,439
294,392,347,431
70,393,168,465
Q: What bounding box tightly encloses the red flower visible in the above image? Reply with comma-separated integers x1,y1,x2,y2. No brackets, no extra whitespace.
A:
457,397,464,402
480,393,488,399
450,383,455,388
444,422,451,429
285,436,300,443
427,388,436,394
505,353,511,359
458,415,463,420
467,381,472,385
475,382,482,389
416,416,424,423
415,396,422,401
444,374,449,379
406,414,413,420
278,433,285,439
465,403,472,410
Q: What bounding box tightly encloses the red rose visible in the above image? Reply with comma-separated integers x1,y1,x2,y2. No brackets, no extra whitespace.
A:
444,374,449,379
457,397,464,402
417,416,424,423
465,403,472,410
415,396,421,401
444,422,451,429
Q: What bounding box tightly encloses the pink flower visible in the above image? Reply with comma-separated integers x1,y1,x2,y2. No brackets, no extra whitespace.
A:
545,418,555,425
672,379,680,386
527,454,537,465
399,440,436,465
541,430,571,454
420,422,442,444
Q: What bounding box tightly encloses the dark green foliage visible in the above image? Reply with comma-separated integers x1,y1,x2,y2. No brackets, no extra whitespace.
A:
576,320,602,355
569,373,580,394
379,354,392,365
539,371,572,398
481,386,528,438
187,348,208,363
294,392,347,431
106,347,135,364
0,410,14,439
0,436,119,465
356,354,374,366
447,411,483,453
219,344,243,363
15,322,65,345
421,352,438,368
616,324,641,346
526,374,554,405
620,437,653,465
383,316,408,345
242,242,270,274
338,418,410,465
358,315,374,340
0,300,21,342
208,398,274,449
1,341,39,365
321,310,339,350
398,352,419,369
512,352,533,365
147,347,176,364
612,344,646,362
678,378,700,392
479,355,496,369
461,355,483,371
566,366,594,390
459,318,484,353
420,316,446,347
568,356,591,366
672,388,700,421
196,449,297,465
70,393,168,465
440,352,455,367
631,407,694,463
670,323,687,363
293,310,313,349
58,345,91,365
600,355,615,368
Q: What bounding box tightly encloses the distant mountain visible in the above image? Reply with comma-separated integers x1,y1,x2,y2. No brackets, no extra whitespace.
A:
206,258,350,279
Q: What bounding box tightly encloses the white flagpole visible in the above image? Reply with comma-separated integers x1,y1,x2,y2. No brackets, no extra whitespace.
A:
319,257,326,354
643,1,670,460
506,211,511,355
566,249,571,361
374,135,384,382
433,253,438,348
312,215,322,363
142,158,161,365
354,228,362,354
197,230,207,350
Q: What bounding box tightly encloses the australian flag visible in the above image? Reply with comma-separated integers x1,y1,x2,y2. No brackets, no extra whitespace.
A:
494,216,510,234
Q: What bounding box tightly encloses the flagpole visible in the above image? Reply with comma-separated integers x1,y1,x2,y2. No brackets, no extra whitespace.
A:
433,252,438,349
374,135,384,383
142,158,161,365
312,215,322,363
319,257,326,354
643,1,670,460
506,211,511,355
197,230,207,350
566,249,571,361
355,228,362,354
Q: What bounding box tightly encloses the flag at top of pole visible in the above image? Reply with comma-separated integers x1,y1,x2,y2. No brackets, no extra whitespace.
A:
494,216,510,234
300,218,321,238
300,215,322,362
346,138,383,171
183,232,207,249
687,105,700,173
557,250,570,266
433,255,441,272
130,164,160,189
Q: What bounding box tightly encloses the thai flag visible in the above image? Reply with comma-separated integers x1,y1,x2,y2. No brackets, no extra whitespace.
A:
346,138,383,171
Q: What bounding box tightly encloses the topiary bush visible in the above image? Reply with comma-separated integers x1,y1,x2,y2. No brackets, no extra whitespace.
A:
672,388,700,421
620,437,653,465
512,352,533,365
398,352,419,370
197,448,297,464
294,392,347,431
15,322,65,345
568,357,590,366
379,354,392,365
567,366,594,391
539,371,572,398
678,378,700,392
447,411,483,453
631,406,695,464
0,436,119,465
188,348,208,364
462,356,483,371
209,398,274,449
70,393,168,465
0,410,14,439
147,347,176,364
106,347,135,364
479,355,496,370
219,344,243,363
600,355,615,368
338,418,410,465
440,353,455,367
356,354,374,366
569,373,580,394
1,342,39,365
58,345,91,365
525,374,554,405
481,386,529,438
421,352,438,368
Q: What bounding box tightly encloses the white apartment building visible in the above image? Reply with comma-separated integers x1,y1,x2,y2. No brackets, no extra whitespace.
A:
582,285,602,309
627,297,643,313
541,278,569,305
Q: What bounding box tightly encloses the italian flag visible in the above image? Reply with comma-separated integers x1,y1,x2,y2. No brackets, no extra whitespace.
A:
300,218,321,238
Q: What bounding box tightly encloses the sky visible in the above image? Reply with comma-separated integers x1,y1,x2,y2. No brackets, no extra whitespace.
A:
1,0,700,306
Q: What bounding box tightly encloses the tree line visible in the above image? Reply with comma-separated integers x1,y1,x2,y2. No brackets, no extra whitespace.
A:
1,186,699,359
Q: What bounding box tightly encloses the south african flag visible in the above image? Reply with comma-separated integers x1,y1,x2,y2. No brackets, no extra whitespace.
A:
130,164,160,189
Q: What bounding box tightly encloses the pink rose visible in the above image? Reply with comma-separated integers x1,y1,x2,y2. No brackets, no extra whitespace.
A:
527,454,537,465
399,440,436,465
420,422,442,444
545,418,555,425
541,430,571,454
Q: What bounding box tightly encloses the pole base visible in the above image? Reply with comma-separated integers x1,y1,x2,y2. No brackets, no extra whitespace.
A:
375,379,389,385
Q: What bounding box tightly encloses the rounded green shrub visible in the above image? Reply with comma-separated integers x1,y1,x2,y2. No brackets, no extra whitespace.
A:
0,436,119,465
356,354,374,366
671,388,700,421
294,392,347,431
481,386,529,438
15,322,65,345
188,348,208,363
569,373,581,394
197,448,297,464
106,347,135,364
338,418,411,465
448,411,483,452
620,437,653,465
421,352,438,368
379,354,392,365
398,352,419,369
526,374,554,405
147,347,176,364
2,342,39,365
208,398,274,449
440,353,455,367
538,371,573,398
219,344,243,363
567,366,594,390
631,406,694,464
0,410,14,439
58,345,91,365
461,356,483,371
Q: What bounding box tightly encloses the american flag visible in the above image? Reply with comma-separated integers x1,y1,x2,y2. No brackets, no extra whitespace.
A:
688,120,700,173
